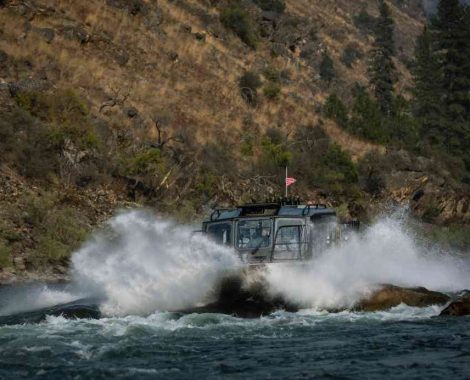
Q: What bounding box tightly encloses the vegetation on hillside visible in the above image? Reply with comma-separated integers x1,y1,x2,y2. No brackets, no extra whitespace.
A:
0,0,469,280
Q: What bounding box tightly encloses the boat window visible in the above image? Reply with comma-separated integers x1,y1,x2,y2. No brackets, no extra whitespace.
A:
207,223,232,246
272,225,303,260
236,219,272,250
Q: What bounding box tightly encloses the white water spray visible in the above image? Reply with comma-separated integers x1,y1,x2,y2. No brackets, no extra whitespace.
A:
265,215,470,310
71,210,240,316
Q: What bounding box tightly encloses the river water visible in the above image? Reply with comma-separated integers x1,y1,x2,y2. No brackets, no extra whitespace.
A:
1,306,470,379
0,210,469,379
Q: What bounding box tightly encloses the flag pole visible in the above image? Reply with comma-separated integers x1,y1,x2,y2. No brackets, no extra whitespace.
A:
285,166,288,198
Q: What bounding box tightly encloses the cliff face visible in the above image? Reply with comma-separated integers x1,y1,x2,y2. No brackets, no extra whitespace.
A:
0,0,468,282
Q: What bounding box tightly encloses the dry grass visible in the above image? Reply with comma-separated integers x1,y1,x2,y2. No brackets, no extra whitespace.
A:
0,0,423,164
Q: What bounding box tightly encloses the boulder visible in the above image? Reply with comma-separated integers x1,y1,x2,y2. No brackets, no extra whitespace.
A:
125,106,138,118
34,27,55,43
0,49,7,63
355,285,450,311
62,25,90,43
440,291,470,316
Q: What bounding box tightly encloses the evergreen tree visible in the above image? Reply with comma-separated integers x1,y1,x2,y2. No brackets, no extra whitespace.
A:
369,0,396,115
412,26,444,145
431,0,470,158
320,52,335,85
349,87,385,142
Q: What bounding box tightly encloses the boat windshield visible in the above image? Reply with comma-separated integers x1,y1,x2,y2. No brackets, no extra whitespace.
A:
236,219,272,250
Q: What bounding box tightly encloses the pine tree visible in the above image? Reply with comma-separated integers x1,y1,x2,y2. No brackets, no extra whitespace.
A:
412,26,444,145
369,0,396,116
320,52,335,85
431,0,470,163
433,0,470,122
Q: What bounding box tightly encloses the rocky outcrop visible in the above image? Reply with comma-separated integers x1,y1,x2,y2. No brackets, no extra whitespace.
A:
440,291,470,317
355,285,450,312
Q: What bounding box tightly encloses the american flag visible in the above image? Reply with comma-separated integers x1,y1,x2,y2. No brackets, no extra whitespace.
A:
286,177,297,187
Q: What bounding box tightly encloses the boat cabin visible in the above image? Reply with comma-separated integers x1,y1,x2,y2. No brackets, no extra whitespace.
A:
200,200,342,264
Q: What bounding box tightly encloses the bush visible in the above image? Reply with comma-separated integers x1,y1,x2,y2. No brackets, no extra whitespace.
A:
290,124,358,198
322,143,358,183
220,6,257,48
239,71,262,106
341,43,363,68
319,52,335,84
324,93,349,128
253,0,286,13
0,109,60,178
125,148,167,177
263,82,281,99
349,87,386,142
263,66,281,82
261,137,292,168
0,243,12,269
353,9,376,34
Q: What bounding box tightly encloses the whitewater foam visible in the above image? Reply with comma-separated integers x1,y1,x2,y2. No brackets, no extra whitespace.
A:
265,215,470,310
70,210,240,316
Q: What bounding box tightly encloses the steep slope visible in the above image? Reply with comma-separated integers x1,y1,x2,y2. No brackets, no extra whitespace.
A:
0,0,468,282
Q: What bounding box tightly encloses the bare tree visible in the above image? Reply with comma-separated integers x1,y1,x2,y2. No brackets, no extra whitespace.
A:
99,87,130,113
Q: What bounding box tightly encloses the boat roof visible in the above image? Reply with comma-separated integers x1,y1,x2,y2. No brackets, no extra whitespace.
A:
206,202,336,222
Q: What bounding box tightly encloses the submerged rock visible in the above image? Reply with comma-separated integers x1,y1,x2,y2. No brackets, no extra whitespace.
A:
0,298,101,325
355,285,450,312
440,291,470,316
182,274,298,318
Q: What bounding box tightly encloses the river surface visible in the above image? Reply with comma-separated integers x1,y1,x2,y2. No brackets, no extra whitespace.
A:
0,305,469,379
2,211,470,379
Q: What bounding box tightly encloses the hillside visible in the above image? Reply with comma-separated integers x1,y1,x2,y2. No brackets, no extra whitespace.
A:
0,0,469,283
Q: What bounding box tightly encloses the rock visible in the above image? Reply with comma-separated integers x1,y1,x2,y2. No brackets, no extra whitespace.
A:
35,27,55,43
440,291,470,316
107,0,148,15
62,25,89,43
194,32,206,41
181,273,298,318
168,52,178,62
261,11,281,23
9,79,50,96
0,49,8,63
0,80,14,112
180,24,192,33
114,50,129,66
125,106,138,118
0,298,102,325
144,10,164,35
355,285,450,311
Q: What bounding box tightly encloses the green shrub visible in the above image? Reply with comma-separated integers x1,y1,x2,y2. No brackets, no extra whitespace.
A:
341,43,363,68
239,71,262,106
126,148,167,177
324,93,349,128
253,0,286,13
0,109,59,178
261,137,292,168
240,139,254,156
319,52,335,84
263,82,281,99
0,243,12,269
422,206,441,223
349,87,386,142
220,6,257,48
322,143,358,183
263,66,281,82
353,9,376,34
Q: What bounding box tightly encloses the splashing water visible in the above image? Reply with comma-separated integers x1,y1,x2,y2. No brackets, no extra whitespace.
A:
2,209,469,318
265,215,470,310
70,210,240,316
